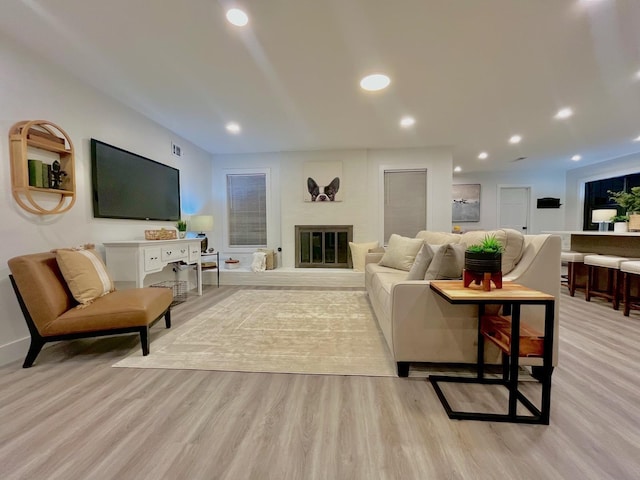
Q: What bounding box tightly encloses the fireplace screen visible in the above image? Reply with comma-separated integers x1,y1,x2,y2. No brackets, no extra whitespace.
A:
295,225,353,268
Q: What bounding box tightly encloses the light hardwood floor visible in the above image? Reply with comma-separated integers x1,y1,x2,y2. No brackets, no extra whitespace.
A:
1,286,639,480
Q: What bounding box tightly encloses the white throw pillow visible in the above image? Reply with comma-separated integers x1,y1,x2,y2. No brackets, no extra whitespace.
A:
407,243,435,280
379,234,424,272
349,241,379,272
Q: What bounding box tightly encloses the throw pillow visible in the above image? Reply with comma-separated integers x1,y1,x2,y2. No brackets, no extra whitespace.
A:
424,243,467,280
349,241,380,272
56,247,115,306
407,243,435,280
379,234,424,271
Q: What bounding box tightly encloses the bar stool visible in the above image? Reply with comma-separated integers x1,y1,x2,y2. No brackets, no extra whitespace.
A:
620,260,640,316
560,251,592,297
584,254,630,310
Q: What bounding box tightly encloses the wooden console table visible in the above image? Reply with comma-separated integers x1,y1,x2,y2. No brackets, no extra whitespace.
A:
429,281,555,424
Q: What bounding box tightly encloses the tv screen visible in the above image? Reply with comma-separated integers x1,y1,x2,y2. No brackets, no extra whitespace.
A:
91,139,181,221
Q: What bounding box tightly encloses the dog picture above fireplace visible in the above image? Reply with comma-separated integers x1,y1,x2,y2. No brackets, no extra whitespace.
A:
295,225,353,268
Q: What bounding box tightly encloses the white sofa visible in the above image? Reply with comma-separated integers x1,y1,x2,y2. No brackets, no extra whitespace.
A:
365,230,561,376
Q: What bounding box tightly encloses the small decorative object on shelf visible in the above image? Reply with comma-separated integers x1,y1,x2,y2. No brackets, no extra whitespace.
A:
9,120,76,215
224,258,240,269
176,220,187,238
463,234,504,291
144,228,178,240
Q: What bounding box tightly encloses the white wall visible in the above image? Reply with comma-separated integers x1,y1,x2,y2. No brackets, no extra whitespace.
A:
452,169,567,234
565,152,640,231
213,147,453,268
0,34,213,365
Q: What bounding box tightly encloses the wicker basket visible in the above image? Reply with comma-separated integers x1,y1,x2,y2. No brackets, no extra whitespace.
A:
150,280,187,305
144,228,177,240
629,214,640,232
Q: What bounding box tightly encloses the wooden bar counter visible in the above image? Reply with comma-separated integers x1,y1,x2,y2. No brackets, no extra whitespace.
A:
545,231,640,257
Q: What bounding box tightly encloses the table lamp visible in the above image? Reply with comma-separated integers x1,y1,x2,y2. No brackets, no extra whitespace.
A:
190,215,214,252
591,209,617,231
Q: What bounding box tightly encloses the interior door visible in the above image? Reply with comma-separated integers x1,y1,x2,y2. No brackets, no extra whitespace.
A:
498,187,530,233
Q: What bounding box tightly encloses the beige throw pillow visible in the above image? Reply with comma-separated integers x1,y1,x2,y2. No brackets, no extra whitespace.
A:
379,234,424,271
56,248,115,305
349,241,380,272
407,243,435,280
424,243,466,280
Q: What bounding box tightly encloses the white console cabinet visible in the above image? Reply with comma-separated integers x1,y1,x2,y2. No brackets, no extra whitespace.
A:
103,239,202,295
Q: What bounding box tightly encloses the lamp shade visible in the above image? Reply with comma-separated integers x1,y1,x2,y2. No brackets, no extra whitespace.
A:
190,215,214,233
591,209,617,223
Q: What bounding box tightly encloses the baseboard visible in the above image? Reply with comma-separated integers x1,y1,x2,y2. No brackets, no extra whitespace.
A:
0,336,29,367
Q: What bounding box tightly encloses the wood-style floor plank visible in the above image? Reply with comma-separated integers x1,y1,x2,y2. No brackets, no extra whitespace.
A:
1,285,639,479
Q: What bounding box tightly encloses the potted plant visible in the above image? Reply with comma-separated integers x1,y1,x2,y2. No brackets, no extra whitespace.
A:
176,219,187,238
611,214,629,233
463,234,504,290
608,187,640,231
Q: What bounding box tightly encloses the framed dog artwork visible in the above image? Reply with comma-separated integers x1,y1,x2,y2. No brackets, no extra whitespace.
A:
303,161,343,202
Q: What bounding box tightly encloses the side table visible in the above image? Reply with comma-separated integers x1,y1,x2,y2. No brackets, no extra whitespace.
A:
199,251,220,288
429,281,555,424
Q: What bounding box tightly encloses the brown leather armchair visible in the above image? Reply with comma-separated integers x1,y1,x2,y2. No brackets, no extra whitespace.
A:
8,252,173,367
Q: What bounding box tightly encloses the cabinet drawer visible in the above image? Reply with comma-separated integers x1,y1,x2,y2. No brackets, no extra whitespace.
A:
144,247,162,272
189,244,201,263
161,245,188,263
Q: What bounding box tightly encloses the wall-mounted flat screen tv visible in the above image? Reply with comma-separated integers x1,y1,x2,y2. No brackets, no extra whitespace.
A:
91,139,181,221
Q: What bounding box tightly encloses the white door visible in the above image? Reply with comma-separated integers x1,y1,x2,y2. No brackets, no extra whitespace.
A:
498,187,530,233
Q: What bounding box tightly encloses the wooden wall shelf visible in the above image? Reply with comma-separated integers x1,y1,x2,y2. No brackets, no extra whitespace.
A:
9,120,76,215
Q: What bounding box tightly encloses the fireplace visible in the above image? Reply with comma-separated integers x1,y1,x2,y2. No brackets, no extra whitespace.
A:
295,225,353,268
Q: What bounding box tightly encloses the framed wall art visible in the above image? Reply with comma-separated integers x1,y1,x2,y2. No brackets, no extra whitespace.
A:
452,184,480,222
303,161,343,202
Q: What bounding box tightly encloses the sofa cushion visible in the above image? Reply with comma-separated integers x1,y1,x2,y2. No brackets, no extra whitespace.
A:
415,231,463,245
425,243,466,280
407,243,435,280
55,248,115,306
379,234,424,271
349,241,380,272
460,228,524,274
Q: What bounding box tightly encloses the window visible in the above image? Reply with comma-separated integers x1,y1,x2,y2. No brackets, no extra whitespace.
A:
227,173,267,247
583,173,640,230
383,169,427,243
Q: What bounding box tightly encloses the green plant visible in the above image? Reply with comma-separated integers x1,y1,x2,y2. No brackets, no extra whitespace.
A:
466,234,504,254
608,187,640,213
176,220,187,231
611,214,629,223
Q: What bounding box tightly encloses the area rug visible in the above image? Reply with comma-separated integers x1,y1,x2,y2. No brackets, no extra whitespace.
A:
113,290,397,377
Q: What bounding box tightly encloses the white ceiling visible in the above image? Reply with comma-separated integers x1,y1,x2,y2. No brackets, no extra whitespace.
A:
2,0,640,173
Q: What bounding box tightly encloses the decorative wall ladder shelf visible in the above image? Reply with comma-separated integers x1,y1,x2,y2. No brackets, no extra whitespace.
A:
9,120,76,215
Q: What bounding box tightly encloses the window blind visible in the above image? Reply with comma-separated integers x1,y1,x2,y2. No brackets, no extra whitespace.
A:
384,169,427,243
227,173,267,246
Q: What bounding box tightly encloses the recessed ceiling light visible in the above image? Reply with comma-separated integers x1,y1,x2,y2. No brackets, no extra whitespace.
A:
226,8,249,27
571,154,582,161
400,116,415,128
226,122,241,134
360,74,391,92
634,135,640,142
453,166,462,173
555,108,574,119
509,135,522,144
478,152,488,160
